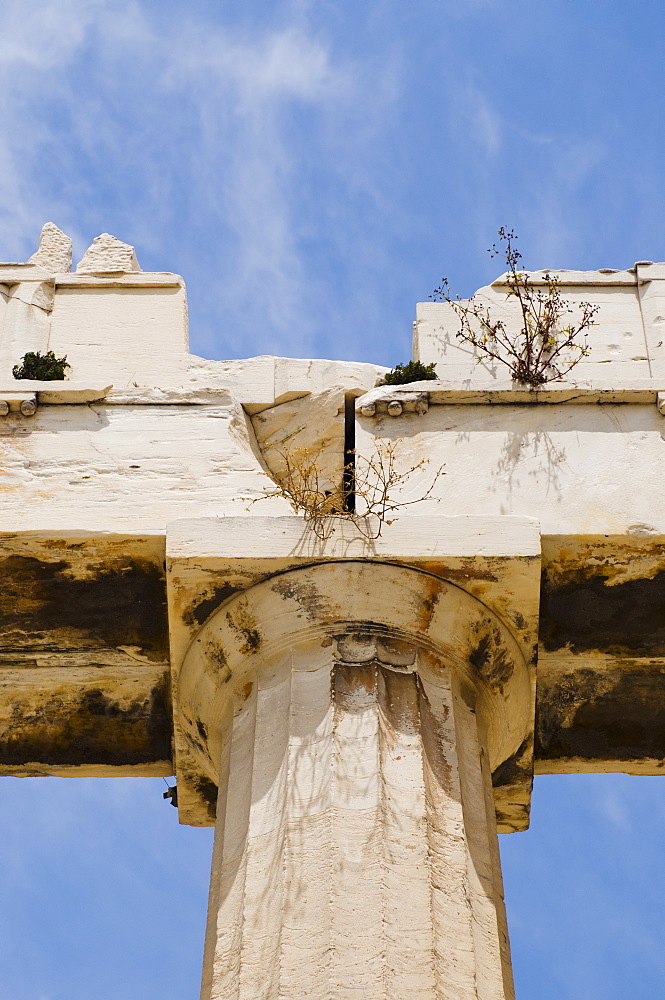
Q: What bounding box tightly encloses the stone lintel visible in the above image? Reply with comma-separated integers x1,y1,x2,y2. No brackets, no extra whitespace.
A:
535,653,665,775
3,525,665,794
491,268,638,287
535,532,665,775
103,387,233,405
0,531,171,777
486,262,665,286
0,662,171,775
0,263,53,283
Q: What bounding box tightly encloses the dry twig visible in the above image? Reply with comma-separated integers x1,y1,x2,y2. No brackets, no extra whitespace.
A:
431,228,599,387
246,439,444,539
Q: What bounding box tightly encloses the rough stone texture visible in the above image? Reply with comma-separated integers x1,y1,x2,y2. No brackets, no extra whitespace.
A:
76,232,141,273
250,385,348,498
533,534,665,775
414,266,659,384
0,395,287,533
183,562,524,999
0,278,54,380
48,276,187,385
0,665,171,774
28,222,73,272
4,232,665,996
0,532,171,775
355,402,665,536
202,656,513,999
168,518,540,833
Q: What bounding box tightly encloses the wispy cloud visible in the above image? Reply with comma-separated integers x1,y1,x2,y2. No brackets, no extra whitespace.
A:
452,78,503,160
0,0,399,357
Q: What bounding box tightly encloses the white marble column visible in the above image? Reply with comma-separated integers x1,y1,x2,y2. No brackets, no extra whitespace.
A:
200,635,515,1000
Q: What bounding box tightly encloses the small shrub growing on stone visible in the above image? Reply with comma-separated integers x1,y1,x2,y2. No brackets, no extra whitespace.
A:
12,351,70,381
431,228,598,387
380,360,438,385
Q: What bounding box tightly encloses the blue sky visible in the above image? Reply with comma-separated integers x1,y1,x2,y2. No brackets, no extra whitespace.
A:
1,0,665,996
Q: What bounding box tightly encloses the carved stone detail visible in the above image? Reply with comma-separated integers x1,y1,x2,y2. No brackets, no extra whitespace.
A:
178,562,530,998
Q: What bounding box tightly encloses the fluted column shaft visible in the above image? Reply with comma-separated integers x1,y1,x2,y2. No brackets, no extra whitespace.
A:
200,640,515,1000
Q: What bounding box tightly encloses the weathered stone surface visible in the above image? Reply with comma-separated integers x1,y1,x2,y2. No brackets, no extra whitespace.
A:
203,656,514,999
532,535,665,775
28,222,73,273
0,397,285,533
355,401,665,536
76,232,141,273
167,516,540,832
358,379,663,410
2,250,664,791
0,664,171,774
47,277,189,385
535,656,665,774
0,279,54,380
0,382,112,404
183,561,524,998
4,229,665,997
250,385,348,498
0,532,172,776
414,265,659,385
0,534,168,661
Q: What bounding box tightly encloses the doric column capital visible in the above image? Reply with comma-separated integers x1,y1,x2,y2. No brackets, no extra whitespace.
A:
167,515,540,833
178,559,533,804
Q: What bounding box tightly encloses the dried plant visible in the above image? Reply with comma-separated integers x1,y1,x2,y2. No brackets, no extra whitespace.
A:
247,439,443,539
431,228,599,387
